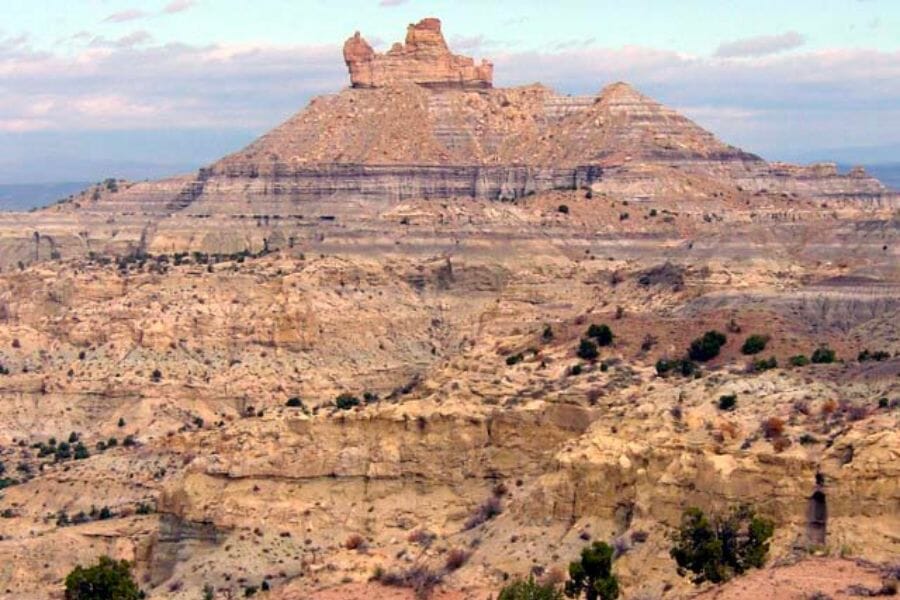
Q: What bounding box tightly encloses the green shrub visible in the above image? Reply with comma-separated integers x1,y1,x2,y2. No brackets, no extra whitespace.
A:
810,347,835,364
789,355,810,367
285,397,304,408
740,335,769,355
64,556,140,600
751,357,777,372
73,442,90,460
335,393,360,410
718,394,737,411
499,576,564,600
858,349,890,362
506,353,525,366
655,358,698,377
688,331,727,362
565,541,619,599
577,339,599,361
670,506,774,585
586,324,614,347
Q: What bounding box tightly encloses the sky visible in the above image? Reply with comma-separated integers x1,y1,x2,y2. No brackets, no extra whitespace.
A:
1,0,898,183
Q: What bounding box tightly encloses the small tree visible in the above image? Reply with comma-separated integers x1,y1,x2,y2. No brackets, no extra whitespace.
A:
64,556,141,600
688,331,727,362
565,541,619,600
670,506,774,585
577,339,599,361
810,347,835,364
740,334,769,355
586,324,614,347
499,576,564,600
335,393,360,410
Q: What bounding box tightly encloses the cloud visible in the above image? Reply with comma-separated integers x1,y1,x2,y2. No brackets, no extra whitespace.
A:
102,9,150,23
714,31,806,58
163,0,198,14
379,0,409,6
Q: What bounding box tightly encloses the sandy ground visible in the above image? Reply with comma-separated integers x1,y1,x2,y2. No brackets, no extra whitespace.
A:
691,557,890,600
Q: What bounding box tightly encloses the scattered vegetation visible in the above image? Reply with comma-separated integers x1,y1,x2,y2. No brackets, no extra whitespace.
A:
670,506,774,584
558,205,570,214
285,397,304,408
64,556,141,600
565,541,619,600
740,334,769,355
464,495,503,530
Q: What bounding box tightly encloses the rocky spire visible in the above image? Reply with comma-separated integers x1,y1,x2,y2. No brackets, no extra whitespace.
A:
342,17,493,90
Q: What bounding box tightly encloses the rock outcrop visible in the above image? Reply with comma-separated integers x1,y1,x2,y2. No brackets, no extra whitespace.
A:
343,18,493,90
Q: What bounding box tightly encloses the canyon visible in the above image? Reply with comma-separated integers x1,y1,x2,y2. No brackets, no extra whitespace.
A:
0,16,897,600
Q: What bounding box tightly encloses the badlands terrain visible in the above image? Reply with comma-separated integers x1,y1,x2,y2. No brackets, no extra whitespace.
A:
0,17,898,600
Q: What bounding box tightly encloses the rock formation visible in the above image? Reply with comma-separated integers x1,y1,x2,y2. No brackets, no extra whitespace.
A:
343,18,493,89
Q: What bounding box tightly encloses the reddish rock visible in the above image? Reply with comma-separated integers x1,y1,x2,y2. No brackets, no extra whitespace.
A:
343,17,493,90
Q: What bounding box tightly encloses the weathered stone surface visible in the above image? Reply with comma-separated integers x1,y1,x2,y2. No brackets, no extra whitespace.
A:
343,18,493,90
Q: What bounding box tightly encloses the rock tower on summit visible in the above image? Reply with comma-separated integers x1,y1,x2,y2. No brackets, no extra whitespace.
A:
343,17,493,90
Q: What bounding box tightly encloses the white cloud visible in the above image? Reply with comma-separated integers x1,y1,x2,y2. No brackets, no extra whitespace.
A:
379,0,409,6
715,31,806,58
102,9,150,24
163,0,199,14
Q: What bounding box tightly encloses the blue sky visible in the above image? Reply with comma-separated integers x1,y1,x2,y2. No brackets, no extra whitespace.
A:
1,0,898,182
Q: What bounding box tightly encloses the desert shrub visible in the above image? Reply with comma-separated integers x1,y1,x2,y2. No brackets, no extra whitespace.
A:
335,393,360,410
375,565,443,600
98,506,113,520
285,397,304,408
506,353,525,366
669,506,774,584
751,357,777,372
73,442,90,460
879,397,890,409
444,548,470,571
150,369,162,383
344,534,366,551
122,435,136,447
761,417,784,439
586,324,614,347
810,347,836,364
688,331,727,362
498,576,564,600
565,541,619,600
740,334,769,355
789,354,810,367
655,358,698,378
577,339,599,361
407,529,436,547
570,364,583,376
558,205,570,214
858,349,890,362
718,394,737,411
542,325,554,342
464,496,502,530
64,556,140,600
